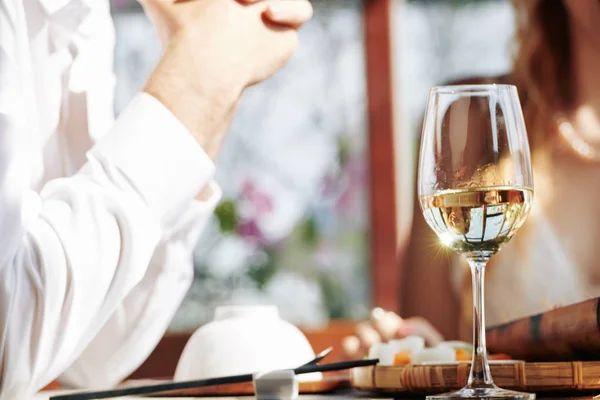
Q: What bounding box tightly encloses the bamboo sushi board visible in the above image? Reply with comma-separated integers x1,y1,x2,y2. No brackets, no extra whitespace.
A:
351,361,600,394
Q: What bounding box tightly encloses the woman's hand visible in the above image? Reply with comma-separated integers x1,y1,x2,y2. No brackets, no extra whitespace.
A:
341,308,444,360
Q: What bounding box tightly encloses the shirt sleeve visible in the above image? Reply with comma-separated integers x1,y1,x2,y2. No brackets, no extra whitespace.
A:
59,188,222,388
0,5,217,397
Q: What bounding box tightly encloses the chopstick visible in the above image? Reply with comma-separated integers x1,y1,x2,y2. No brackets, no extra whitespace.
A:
50,358,379,400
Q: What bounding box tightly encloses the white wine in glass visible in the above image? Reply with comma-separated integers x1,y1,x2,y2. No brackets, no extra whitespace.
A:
418,85,535,400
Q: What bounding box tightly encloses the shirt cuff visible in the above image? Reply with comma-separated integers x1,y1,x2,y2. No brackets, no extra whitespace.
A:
163,182,223,245
89,93,215,221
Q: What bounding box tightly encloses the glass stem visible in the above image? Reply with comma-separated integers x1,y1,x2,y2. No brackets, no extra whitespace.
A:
467,260,494,388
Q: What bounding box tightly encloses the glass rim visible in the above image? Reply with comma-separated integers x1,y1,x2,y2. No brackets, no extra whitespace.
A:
430,84,516,94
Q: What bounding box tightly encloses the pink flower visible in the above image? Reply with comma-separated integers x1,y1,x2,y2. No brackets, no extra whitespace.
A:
237,180,274,245
320,155,367,212
240,180,273,216
238,219,265,244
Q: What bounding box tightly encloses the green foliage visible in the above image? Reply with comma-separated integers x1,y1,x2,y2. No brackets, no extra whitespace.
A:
299,216,320,248
319,272,351,319
337,137,351,168
247,249,278,290
214,200,238,233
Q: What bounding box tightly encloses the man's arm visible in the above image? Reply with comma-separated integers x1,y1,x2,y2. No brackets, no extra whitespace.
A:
57,0,313,388
142,0,314,159
60,189,221,388
0,0,311,397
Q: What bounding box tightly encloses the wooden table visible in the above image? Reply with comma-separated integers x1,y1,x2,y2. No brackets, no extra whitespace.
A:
34,392,388,400
36,389,599,400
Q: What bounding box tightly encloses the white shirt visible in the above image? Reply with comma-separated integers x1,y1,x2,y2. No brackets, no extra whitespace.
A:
0,0,221,398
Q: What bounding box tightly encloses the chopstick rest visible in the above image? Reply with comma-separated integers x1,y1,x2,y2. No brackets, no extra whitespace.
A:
253,370,298,400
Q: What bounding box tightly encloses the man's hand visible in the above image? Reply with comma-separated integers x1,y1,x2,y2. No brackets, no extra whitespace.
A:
239,0,315,29
143,0,313,45
140,0,313,158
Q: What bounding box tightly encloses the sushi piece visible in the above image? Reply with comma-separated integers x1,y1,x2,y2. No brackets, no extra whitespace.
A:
393,350,411,366
368,342,383,360
371,337,512,366
439,341,513,361
377,343,396,366
411,345,456,364
369,336,424,366
455,348,471,361
389,336,425,354
439,341,473,362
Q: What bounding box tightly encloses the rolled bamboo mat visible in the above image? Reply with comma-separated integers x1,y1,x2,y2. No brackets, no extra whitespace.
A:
351,362,600,394
487,298,600,361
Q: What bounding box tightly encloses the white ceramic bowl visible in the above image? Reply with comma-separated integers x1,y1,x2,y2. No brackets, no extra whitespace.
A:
174,305,320,382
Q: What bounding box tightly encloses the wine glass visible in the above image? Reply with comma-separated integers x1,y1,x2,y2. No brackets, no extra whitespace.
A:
418,85,534,400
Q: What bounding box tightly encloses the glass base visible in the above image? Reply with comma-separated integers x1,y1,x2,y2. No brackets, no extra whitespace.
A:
426,385,535,400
